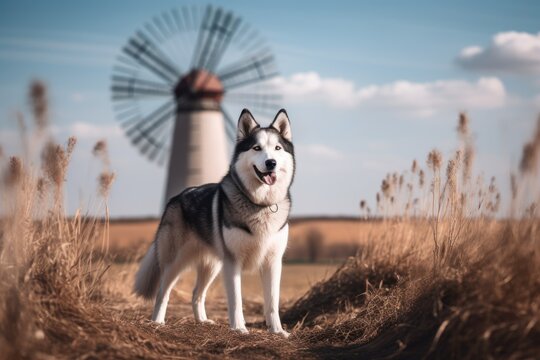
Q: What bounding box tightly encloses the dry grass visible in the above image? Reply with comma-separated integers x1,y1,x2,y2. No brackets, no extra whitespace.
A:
0,84,539,359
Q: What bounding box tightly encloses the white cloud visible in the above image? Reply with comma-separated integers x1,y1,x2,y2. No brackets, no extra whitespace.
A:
270,72,359,107
456,31,540,75
356,77,505,111
271,72,506,115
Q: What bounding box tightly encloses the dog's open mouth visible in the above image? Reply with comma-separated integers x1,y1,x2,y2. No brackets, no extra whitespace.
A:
253,165,277,185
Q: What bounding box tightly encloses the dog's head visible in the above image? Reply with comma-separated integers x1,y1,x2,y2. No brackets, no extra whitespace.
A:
231,108,295,205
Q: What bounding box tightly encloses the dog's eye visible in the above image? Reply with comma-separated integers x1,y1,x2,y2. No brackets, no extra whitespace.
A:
253,146,262,151
275,145,282,151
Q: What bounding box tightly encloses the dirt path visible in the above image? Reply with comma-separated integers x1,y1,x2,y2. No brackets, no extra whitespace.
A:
76,263,340,359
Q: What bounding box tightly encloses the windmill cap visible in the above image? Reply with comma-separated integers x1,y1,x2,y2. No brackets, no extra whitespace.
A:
175,69,224,102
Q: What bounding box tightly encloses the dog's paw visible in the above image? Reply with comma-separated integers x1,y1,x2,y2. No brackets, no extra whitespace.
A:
198,319,216,325
231,327,249,334
270,329,290,338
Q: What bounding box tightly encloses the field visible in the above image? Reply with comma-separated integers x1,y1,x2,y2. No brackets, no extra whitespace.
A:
1,85,540,359
106,217,377,262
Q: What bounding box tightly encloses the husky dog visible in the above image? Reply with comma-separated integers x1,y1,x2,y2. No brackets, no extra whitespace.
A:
134,108,295,337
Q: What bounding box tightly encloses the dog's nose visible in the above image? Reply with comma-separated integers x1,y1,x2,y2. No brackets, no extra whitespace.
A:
265,159,277,171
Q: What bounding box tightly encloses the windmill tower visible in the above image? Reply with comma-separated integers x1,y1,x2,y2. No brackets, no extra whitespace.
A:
110,5,280,203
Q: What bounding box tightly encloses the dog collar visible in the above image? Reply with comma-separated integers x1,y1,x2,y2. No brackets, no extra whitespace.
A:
230,171,279,211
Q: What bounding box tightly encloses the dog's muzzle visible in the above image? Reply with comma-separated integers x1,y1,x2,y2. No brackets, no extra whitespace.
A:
253,165,277,185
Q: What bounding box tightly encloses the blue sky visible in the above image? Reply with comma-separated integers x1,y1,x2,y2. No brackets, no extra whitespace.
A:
1,0,539,217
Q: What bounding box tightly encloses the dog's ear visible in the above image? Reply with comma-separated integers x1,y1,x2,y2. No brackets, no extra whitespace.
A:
237,109,259,141
270,109,292,141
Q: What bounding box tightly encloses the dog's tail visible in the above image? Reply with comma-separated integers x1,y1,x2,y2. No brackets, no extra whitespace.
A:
134,242,160,300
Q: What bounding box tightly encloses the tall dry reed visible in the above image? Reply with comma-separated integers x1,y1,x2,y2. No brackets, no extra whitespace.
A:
290,113,540,359
0,82,111,358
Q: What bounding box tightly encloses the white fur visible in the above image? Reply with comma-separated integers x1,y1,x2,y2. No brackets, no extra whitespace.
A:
234,131,294,206
221,224,289,335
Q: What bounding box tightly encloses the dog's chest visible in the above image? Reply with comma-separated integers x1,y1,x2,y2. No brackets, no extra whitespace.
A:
223,209,288,269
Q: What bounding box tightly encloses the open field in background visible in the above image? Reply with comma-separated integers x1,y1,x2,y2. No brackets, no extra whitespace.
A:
105,217,376,262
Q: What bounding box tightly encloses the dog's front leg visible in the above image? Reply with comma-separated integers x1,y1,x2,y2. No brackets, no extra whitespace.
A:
223,258,248,333
261,257,289,338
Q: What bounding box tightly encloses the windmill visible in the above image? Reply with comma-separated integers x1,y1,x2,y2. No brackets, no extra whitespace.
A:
110,4,280,203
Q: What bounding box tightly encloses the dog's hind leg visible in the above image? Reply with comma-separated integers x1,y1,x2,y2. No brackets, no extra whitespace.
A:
192,258,222,323
151,234,188,324
151,264,181,324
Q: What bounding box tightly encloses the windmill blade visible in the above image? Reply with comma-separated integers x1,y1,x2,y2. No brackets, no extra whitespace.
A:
136,30,183,74
123,45,173,84
113,54,141,76
148,124,172,162
144,21,164,43
205,15,241,72
113,104,142,126
114,105,140,121
162,11,177,35
190,5,201,31
157,148,170,166
125,99,175,137
112,101,135,112
224,92,281,116
194,10,241,90
196,7,223,69
235,27,261,51
111,86,170,99
218,50,274,80
230,23,251,48
172,8,184,32
112,75,172,99
152,14,184,64
220,106,238,142
171,7,195,64
196,8,232,70
218,51,278,90
139,114,173,157
131,107,175,146
190,5,214,69
221,69,279,90
113,65,137,76
153,15,171,38
123,32,182,84
112,75,171,90
183,6,193,31
225,98,281,116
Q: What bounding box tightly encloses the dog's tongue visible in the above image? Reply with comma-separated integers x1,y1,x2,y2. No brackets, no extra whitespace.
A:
263,172,277,185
